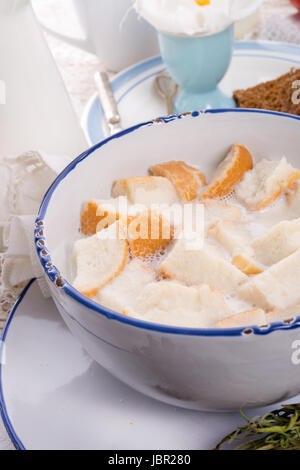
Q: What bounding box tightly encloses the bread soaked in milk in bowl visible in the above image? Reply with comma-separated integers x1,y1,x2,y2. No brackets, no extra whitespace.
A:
72,143,300,330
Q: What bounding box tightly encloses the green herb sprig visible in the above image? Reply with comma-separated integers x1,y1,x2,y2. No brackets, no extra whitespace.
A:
214,404,300,450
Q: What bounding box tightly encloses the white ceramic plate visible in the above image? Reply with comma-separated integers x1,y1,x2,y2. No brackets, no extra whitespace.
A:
82,41,300,145
1,280,299,450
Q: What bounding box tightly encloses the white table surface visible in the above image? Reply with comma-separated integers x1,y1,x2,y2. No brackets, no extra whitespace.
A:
1,0,299,451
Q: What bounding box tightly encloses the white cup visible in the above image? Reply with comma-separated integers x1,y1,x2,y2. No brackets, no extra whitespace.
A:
42,0,159,72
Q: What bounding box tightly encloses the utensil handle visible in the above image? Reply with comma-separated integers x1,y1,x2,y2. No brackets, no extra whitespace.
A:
166,95,175,115
94,71,122,136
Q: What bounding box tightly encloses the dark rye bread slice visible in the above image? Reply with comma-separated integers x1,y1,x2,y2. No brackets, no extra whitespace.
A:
234,68,300,116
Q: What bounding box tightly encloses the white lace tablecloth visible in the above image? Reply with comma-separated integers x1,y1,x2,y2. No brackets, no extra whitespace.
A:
1,0,300,451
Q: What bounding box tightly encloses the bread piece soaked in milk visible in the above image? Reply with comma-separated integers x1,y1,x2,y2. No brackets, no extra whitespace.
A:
73,222,128,298
159,239,247,293
130,280,230,328
238,249,300,310
199,144,253,199
112,176,178,205
203,199,243,231
128,210,174,259
208,221,265,275
286,180,300,215
208,221,252,256
235,158,300,211
149,160,206,202
96,259,155,314
80,196,134,236
215,309,266,329
251,218,300,266
267,304,300,324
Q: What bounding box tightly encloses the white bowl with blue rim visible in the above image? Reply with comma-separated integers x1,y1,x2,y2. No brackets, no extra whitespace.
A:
35,109,300,412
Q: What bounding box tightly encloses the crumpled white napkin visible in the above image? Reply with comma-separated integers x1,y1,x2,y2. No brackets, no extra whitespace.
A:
0,151,71,306
0,151,72,450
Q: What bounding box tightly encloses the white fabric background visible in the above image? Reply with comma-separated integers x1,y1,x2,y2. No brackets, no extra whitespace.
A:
0,152,71,450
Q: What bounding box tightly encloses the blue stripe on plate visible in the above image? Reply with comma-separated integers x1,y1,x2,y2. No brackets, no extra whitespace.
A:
234,53,300,64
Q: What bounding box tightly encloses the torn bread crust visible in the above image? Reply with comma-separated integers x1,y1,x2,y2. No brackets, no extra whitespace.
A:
232,253,263,275
199,144,253,200
149,160,206,202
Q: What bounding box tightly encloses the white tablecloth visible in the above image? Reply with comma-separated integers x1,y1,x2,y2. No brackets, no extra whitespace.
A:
1,0,299,451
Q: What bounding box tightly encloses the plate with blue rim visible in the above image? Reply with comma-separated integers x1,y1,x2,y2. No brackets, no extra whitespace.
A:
1,279,299,450
82,41,300,146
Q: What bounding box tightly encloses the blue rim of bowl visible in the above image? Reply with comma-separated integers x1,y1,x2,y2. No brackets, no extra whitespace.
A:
0,280,36,451
36,109,300,337
84,41,300,145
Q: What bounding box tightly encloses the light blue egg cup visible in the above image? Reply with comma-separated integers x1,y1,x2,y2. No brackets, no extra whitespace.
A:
158,24,236,113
